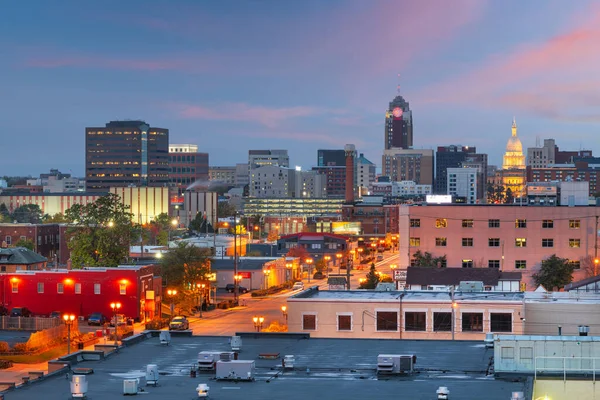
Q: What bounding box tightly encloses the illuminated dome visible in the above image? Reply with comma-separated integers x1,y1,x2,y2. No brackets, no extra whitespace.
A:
502,118,525,170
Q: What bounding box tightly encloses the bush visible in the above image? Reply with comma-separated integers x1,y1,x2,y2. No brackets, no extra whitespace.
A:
0,341,9,353
0,360,13,369
145,318,169,330
12,342,29,353
262,321,288,332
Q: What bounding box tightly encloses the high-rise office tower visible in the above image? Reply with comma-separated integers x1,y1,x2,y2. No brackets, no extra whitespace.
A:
317,149,346,167
85,120,169,192
384,95,413,150
168,144,209,191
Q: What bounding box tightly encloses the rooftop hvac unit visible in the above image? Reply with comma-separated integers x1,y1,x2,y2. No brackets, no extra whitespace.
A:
579,325,590,336
283,355,295,369
70,375,88,398
159,331,171,346
511,392,524,400
196,383,210,398
436,386,450,400
230,335,242,351
123,378,138,395
458,281,484,292
215,360,255,381
377,354,415,374
146,364,159,386
197,351,235,371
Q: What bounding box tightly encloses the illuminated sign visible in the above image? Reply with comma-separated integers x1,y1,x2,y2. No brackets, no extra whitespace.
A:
239,272,251,279
426,195,452,204
393,270,407,281
331,222,361,235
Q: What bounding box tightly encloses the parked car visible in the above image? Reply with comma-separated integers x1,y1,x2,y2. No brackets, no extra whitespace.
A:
376,255,384,261
110,314,127,327
49,311,62,319
225,284,249,294
87,312,108,326
169,316,189,331
292,282,305,291
10,307,33,317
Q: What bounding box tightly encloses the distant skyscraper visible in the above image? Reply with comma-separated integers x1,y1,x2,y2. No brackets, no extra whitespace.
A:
317,149,346,166
168,144,209,191
85,120,169,192
435,145,475,194
384,95,413,150
382,149,434,185
248,150,289,170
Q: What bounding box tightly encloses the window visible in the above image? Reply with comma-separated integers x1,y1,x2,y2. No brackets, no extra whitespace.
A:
541,238,554,248
462,259,473,268
542,219,554,228
376,311,398,331
302,314,316,330
489,219,500,228
488,260,500,268
569,219,581,229
501,347,514,360
435,218,448,228
435,237,447,247
569,239,581,248
94,283,101,295
37,282,44,294
75,283,81,294
490,313,512,332
515,260,527,269
462,238,473,247
462,313,483,332
11,282,18,293
520,347,534,360
515,238,527,247
4,236,11,245
515,219,527,228
462,219,473,228
310,244,322,249
488,238,500,247
405,312,426,331
337,314,352,331
57,283,64,294
433,312,452,331
119,283,127,295
569,260,581,270
410,219,420,228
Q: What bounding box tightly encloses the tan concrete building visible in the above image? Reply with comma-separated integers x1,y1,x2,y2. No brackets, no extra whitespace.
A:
110,186,169,225
0,192,103,216
287,288,524,340
382,149,434,185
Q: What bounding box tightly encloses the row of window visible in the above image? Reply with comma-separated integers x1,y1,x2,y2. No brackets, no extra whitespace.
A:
11,282,126,295
302,311,512,333
410,237,582,248
410,218,582,229
4,235,58,246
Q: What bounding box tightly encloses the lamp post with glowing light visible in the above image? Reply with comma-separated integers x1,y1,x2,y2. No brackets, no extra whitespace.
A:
305,258,313,283
324,255,331,277
357,247,363,262
336,253,343,274
263,269,271,290
63,313,76,354
253,316,265,332
281,305,288,323
169,218,178,245
110,302,122,346
167,289,177,317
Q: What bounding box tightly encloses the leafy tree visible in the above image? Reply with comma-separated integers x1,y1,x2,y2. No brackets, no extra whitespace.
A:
286,246,309,263
267,229,279,242
12,204,43,224
412,250,446,267
0,204,10,222
14,238,34,250
315,258,327,273
42,212,68,223
160,242,212,289
580,255,599,278
487,183,505,204
359,263,380,289
532,254,575,291
65,194,133,268
189,212,214,233
504,188,514,204
217,201,237,218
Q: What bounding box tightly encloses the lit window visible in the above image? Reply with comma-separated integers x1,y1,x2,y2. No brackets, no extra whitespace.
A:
515,238,527,247
435,237,447,247
462,219,473,228
462,259,473,268
435,219,448,228
569,219,580,229
569,239,581,248
515,219,527,228
409,237,420,247
120,283,126,295
11,282,18,293
515,260,527,269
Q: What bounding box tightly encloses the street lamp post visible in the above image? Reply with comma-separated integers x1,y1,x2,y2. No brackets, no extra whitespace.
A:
263,269,271,290
285,263,293,281
306,258,313,283
169,218,178,246
252,316,265,332
336,253,342,274
167,289,177,317
110,302,122,346
234,212,239,303
195,284,204,318
63,314,76,355
324,255,331,277
281,305,288,323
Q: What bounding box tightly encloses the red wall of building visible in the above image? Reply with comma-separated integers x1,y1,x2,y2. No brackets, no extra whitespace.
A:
0,266,160,322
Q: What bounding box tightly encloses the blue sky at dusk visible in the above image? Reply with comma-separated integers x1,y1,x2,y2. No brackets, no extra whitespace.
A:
2,0,600,176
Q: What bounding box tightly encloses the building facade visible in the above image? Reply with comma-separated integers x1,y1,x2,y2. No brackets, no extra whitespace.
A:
248,150,289,171
168,144,209,191
497,119,526,198
0,224,69,266
109,186,169,225
384,95,413,150
85,120,169,192
356,153,376,196
242,198,343,217
382,149,434,185
209,166,236,185
0,192,104,217
527,160,600,196
342,202,399,236
311,166,346,198
435,145,476,194
447,167,478,204
0,247,48,272
317,149,346,167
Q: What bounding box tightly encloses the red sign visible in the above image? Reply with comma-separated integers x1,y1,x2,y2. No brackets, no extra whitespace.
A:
239,272,251,279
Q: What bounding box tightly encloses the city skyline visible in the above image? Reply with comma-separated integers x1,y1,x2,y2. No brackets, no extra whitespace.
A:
2,0,600,175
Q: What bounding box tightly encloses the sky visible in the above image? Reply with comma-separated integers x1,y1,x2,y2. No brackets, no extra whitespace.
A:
2,0,600,176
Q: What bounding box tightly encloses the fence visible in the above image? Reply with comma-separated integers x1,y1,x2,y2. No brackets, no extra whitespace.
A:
535,356,600,382
25,321,79,350
0,316,62,331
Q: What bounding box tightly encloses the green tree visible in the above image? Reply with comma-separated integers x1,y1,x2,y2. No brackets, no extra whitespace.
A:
359,263,380,289
42,212,68,223
14,238,34,250
12,204,43,224
160,242,212,289
505,188,514,204
532,254,575,291
315,258,327,273
0,204,10,222
487,183,505,204
189,212,214,233
412,250,446,267
65,194,133,268
217,201,237,218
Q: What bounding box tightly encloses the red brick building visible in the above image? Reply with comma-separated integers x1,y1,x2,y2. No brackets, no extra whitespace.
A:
0,265,161,321
0,223,70,266
169,144,209,193
342,203,399,236
0,247,47,272
527,162,600,196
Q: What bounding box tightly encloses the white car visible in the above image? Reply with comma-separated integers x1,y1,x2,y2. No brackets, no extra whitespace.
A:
292,282,305,291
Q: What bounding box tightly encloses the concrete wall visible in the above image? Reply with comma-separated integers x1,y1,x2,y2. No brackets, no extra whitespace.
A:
110,186,169,225
534,379,600,400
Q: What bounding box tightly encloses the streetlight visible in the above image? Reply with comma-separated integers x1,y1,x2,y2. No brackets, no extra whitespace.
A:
305,258,313,283
281,305,288,323
63,314,76,354
195,283,205,317
169,218,178,244
285,263,293,281
335,253,343,274
167,289,177,317
263,269,271,290
107,221,114,228
357,247,363,262
110,302,122,346
324,255,331,278
252,316,265,332
359,278,366,287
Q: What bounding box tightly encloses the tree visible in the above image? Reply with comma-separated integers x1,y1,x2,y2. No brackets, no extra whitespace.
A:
160,242,212,289
267,229,279,242
286,246,309,263
315,258,327,273
42,212,69,223
217,201,237,218
504,188,514,204
14,238,34,250
189,212,214,233
581,255,599,278
12,204,43,224
0,204,10,222
65,194,133,268
532,254,575,291
359,263,380,289
486,183,505,204
412,250,446,267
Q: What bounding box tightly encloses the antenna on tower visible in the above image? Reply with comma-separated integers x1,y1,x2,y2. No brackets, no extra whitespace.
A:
536,135,540,147
397,73,401,94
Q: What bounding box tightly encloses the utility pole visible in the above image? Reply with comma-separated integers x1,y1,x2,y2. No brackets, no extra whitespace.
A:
595,215,599,276
233,212,239,303
451,286,455,341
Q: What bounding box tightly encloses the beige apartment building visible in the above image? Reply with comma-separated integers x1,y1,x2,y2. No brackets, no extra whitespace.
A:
287,287,524,340
398,205,599,289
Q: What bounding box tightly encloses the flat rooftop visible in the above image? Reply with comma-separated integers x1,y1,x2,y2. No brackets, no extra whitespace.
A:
6,336,528,400
291,288,525,303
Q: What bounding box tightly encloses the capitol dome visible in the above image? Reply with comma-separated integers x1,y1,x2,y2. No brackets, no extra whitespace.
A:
502,118,525,170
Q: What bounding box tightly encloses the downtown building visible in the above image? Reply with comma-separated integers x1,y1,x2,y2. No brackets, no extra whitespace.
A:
169,144,209,192
435,146,488,201
85,120,169,192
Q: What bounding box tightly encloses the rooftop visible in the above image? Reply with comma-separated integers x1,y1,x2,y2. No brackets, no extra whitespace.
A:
0,247,47,265
406,267,521,286
5,335,528,400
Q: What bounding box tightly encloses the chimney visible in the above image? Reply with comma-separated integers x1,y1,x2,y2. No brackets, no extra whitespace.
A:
344,144,356,203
